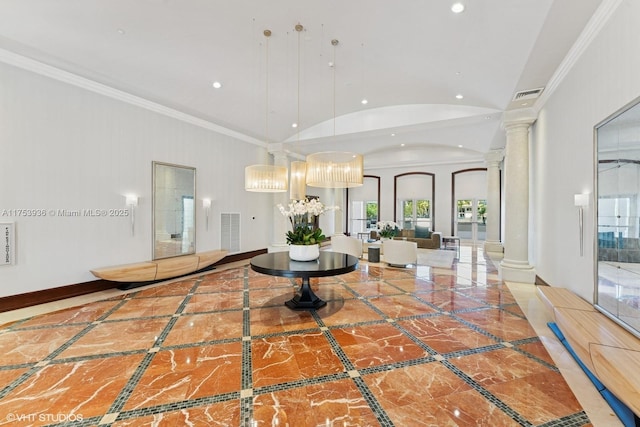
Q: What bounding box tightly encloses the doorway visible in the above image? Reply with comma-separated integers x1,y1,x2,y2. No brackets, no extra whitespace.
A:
455,199,486,242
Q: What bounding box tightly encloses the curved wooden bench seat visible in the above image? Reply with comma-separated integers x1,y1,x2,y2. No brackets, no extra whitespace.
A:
90,249,227,282
537,286,640,417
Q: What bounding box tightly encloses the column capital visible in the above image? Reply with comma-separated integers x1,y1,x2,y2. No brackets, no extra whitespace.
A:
484,149,504,165
502,108,537,130
267,142,286,155
268,144,290,167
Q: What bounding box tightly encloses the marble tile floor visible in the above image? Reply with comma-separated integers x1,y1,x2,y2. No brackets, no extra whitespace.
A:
0,246,623,426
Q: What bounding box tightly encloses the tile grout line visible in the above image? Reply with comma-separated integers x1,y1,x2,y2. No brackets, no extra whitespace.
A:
0,298,129,400
351,272,568,427
441,358,534,426
0,254,595,426
240,265,254,426
311,310,396,426
103,278,202,418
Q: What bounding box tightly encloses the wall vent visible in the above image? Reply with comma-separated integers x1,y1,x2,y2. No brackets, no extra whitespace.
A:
512,87,544,101
221,213,241,253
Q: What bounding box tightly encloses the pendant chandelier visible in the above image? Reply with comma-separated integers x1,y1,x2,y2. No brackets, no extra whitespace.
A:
306,39,363,189
289,24,307,200
306,151,363,188
245,29,288,193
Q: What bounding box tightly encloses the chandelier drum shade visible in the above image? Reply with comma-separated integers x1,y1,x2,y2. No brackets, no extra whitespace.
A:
289,160,307,200
305,151,364,188
245,164,288,192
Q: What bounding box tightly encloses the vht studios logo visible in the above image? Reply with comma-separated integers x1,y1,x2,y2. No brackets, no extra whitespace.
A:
6,413,84,422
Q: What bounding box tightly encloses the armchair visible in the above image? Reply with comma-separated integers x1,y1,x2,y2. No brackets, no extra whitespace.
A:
382,240,417,267
330,235,363,258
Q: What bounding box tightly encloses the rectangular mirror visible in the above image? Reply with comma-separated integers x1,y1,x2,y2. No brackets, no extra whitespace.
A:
595,96,640,338
153,161,196,260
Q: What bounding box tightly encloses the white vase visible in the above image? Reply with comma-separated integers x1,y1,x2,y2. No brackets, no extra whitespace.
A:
289,244,320,261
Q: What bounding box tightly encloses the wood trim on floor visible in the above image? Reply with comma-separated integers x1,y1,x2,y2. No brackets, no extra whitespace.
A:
0,250,266,313
535,275,551,287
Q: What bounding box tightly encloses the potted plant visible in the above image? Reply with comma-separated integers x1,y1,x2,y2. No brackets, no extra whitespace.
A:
377,220,399,240
277,198,335,261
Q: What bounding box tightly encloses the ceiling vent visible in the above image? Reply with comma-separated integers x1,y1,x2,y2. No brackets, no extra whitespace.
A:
512,87,544,101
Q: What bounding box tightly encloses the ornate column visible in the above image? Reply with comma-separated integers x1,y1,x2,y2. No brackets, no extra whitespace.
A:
484,150,504,253
269,144,289,251
500,109,536,283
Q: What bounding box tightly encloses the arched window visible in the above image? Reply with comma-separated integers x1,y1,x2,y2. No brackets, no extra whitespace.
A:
394,172,435,231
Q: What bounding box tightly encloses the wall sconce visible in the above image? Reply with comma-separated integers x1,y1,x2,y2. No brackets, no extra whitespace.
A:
574,193,589,256
203,198,211,231
125,194,138,236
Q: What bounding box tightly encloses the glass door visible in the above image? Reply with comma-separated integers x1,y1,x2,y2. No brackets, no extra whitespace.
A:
350,200,378,240
401,199,431,230
455,199,486,242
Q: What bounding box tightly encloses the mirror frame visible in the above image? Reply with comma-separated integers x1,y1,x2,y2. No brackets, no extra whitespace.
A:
152,161,196,260
594,95,640,339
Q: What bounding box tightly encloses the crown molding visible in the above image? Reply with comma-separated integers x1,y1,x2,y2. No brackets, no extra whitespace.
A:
534,0,624,113
0,48,265,148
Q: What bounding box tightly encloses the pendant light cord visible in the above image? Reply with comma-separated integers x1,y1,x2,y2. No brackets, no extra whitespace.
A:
296,24,302,145
332,39,338,138
264,29,271,145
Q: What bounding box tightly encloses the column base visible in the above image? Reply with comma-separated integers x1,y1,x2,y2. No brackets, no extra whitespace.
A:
500,258,536,284
484,240,504,253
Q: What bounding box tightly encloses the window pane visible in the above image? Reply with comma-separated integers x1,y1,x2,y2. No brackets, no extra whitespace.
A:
416,200,430,218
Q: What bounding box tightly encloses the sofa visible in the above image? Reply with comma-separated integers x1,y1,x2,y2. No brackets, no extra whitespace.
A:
598,233,640,262
393,225,441,249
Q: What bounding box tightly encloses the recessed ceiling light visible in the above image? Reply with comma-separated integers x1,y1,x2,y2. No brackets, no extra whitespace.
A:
391,133,396,137
116,28,126,35
212,81,222,89
456,94,464,99
291,123,298,128
458,144,463,148
361,98,368,105
400,143,405,147
451,3,465,13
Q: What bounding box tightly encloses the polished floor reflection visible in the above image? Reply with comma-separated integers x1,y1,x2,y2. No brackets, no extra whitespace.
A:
0,246,616,426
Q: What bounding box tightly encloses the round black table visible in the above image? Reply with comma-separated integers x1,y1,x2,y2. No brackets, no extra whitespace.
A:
250,251,359,310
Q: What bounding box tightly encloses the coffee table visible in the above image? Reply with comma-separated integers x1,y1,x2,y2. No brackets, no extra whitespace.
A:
250,251,358,310
442,236,460,256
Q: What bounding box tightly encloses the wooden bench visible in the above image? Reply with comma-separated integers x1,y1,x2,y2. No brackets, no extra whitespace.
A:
90,249,228,282
537,286,640,417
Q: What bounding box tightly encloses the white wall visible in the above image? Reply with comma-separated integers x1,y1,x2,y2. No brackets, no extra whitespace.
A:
532,0,640,302
0,61,274,297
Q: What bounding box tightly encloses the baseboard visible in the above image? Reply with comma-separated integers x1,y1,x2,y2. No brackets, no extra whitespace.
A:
0,279,117,313
0,249,266,313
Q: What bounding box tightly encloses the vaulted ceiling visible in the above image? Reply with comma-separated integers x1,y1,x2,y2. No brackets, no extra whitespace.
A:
0,0,603,168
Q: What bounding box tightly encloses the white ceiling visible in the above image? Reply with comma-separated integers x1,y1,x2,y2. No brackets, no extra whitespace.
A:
0,0,603,168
